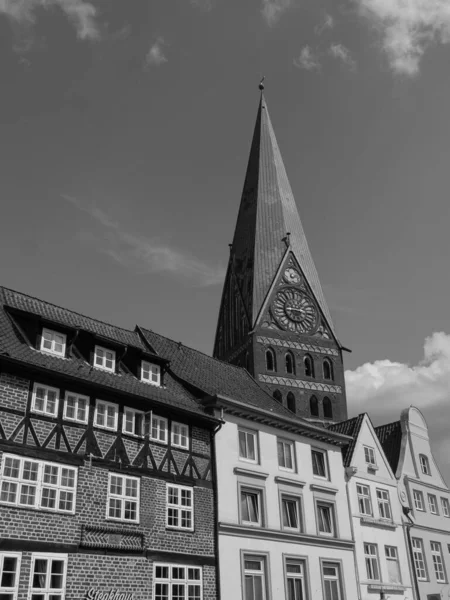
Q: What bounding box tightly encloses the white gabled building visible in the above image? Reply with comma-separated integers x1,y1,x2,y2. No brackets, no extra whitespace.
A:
330,414,415,600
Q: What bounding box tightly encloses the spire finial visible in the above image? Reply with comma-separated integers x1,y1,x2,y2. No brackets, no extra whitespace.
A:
259,76,265,91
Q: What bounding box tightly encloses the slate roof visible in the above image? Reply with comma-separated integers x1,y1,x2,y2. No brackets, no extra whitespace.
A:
375,421,402,474
0,287,208,418
328,413,365,466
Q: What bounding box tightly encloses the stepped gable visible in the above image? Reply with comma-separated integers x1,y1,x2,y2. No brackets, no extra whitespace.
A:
374,420,402,474
328,413,365,466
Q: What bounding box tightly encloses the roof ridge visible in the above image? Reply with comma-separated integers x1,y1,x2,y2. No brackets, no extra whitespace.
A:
1,286,138,338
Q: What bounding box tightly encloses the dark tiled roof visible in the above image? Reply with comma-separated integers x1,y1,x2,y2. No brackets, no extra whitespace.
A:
0,288,206,418
375,421,402,474
328,414,365,466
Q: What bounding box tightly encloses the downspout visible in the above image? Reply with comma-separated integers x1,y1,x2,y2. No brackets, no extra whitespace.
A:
403,506,421,600
345,467,362,600
211,419,224,600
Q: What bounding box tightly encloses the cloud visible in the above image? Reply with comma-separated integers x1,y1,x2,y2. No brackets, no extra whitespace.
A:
62,194,226,287
315,13,334,34
293,46,321,71
261,0,292,26
346,331,450,485
351,0,450,76
190,0,214,11
144,38,167,68
0,0,100,41
329,43,356,69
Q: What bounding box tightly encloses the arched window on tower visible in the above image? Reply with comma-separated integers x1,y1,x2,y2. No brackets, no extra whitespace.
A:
285,352,295,375
273,390,282,404
304,354,315,378
310,395,319,417
266,348,276,372
287,392,296,413
323,397,333,419
323,358,333,381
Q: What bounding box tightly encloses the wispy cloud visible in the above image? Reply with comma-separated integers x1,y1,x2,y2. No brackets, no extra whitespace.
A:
314,13,334,35
62,194,225,287
0,0,100,41
329,43,356,69
293,46,321,71
144,37,167,68
190,0,214,11
261,0,292,26
352,0,450,76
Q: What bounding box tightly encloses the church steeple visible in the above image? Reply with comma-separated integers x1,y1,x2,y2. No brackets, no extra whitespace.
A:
214,89,348,424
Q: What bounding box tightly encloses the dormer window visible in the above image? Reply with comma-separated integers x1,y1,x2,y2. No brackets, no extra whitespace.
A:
141,361,161,386
40,328,66,357
94,346,116,373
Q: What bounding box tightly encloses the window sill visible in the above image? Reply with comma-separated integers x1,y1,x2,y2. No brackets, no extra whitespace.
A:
94,424,118,432
360,516,397,529
234,467,269,480
106,517,139,525
166,526,195,533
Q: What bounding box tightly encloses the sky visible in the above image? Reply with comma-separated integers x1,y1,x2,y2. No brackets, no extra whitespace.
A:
0,0,450,481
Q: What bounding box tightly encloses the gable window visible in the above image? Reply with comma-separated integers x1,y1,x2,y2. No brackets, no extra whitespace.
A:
281,495,301,531
428,494,439,515
286,392,296,413
243,556,267,600
376,488,392,520
0,455,76,513
107,474,139,522
310,396,319,417
285,352,295,375
94,346,116,373
285,559,307,600
321,563,343,600
0,553,21,600
419,454,431,476
277,439,295,471
412,538,428,581
123,408,144,437
431,542,447,583
312,449,328,479
273,390,283,404
413,490,425,512
150,415,168,444
364,446,376,467
385,546,401,584
40,329,66,358
167,484,193,530
29,554,67,600
304,355,314,378
240,488,263,527
141,361,161,386
323,358,333,381
265,349,276,372
364,544,380,581
357,484,373,516
94,400,118,431
441,497,450,518
239,429,258,463
171,422,189,449
64,392,89,424
32,383,59,418
316,501,335,536
154,564,202,600
323,397,333,419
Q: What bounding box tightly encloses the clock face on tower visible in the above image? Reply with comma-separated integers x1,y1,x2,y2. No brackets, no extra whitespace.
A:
272,288,319,333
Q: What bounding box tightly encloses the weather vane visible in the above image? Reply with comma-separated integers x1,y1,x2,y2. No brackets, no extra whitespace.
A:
259,76,265,91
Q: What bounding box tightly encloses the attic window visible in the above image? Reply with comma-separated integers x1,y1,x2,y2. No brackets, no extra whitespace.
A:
364,446,377,467
419,454,430,476
40,328,66,357
141,361,161,386
94,346,116,373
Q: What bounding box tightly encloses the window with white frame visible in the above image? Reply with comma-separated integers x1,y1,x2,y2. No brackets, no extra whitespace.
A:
238,429,258,463
94,400,118,431
166,484,193,530
240,488,263,527
0,553,21,600
311,449,328,479
316,501,335,536
0,455,76,513
29,554,67,600
357,484,373,516
364,446,376,467
321,562,343,600
141,361,161,386
441,497,450,518
31,383,59,418
412,538,428,580
385,546,401,584
243,556,267,600
107,473,139,522
419,454,431,476
171,422,189,449
413,490,425,511
428,494,439,515
64,392,89,424
122,408,144,436
285,559,307,600
280,495,301,531
94,346,116,372
40,329,66,358
364,544,380,580
277,439,295,471
154,564,202,600
151,415,168,444
431,542,447,583
376,488,392,520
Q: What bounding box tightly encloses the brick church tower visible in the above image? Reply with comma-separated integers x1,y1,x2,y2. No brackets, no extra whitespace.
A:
213,87,348,424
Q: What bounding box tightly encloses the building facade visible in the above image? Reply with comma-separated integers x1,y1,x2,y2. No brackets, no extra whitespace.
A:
0,287,219,600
